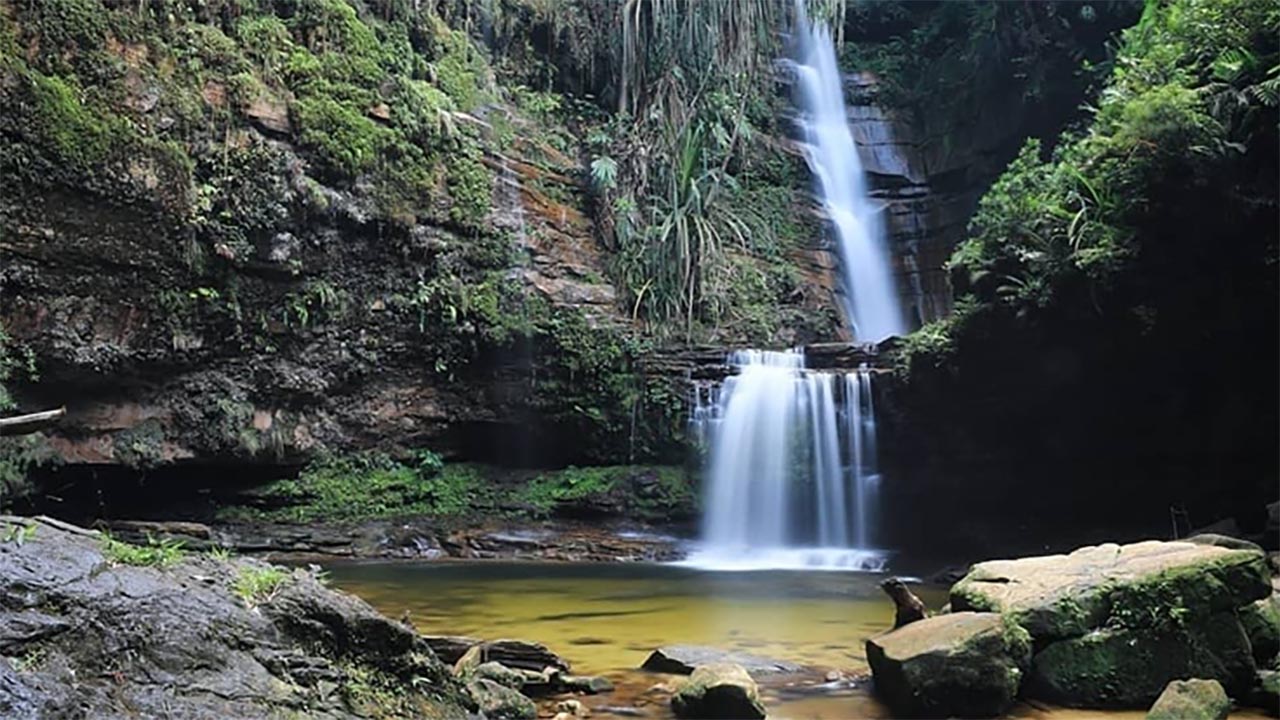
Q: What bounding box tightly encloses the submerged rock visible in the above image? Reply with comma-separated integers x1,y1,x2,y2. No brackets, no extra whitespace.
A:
0,518,470,719
642,645,803,676
951,540,1271,641
1146,679,1230,720
562,674,615,694
1028,614,1255,706
671,663,767,719
865,612,1030,718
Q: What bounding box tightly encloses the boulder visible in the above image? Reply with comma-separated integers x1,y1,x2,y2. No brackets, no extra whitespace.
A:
865,612,1030,718
671,663,766,720
1242,593,1280,665
474,661,527,689
951,540,1271,641
1251,670,1280,717
0,519,471,719
642,645,803,676
467,678,537,720
1146,679,1229,720
562,674,614,694
449,639,571,676
1028,613,1255,707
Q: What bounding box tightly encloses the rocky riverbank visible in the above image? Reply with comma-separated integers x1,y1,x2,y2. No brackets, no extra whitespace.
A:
867,537,1280,718
0,516,473,719
101,517,687,562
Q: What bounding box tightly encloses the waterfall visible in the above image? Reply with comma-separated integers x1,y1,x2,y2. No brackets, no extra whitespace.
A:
790,2,905,342
685,350,886,571
684,7,898,571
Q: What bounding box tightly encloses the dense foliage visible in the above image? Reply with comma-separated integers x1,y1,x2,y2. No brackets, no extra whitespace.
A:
889,0,1278,532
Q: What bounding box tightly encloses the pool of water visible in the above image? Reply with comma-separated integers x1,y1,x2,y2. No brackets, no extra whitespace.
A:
327,561,934,674
325,560,1268,720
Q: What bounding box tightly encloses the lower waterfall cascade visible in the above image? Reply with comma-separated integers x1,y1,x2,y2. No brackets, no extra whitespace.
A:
684,349,886,571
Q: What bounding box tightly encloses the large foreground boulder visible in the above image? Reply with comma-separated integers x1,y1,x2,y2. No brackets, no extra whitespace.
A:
952,540,1271,640
952,540,1272,708
0,518,471,719
1146,679,1229,720
865,612,1031,718
1029,613,1255,706
642,645,803,676
671,663,767,719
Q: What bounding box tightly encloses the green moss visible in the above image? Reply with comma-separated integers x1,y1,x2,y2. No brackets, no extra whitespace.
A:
1028,613,1256,708
1105,552,1271,632
516,466,621,514
1239,595,1280,666
26,71,133,169
294,95,387,177
445,149,493,228
219,450,473,522
430,21,489,111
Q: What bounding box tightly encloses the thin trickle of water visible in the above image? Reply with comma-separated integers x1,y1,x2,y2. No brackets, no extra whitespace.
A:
790,2,905,342
685,350,886,571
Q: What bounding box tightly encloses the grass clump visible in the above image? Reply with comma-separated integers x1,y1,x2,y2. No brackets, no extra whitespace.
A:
233,564,289,608
100,533,185,568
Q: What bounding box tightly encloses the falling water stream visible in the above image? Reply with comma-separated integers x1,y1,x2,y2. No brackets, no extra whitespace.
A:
688,6,902,570
791,1,905,342
686,351,885,571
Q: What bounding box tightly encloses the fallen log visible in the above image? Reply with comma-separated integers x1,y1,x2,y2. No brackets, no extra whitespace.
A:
0,407,65,436
0,407,66,435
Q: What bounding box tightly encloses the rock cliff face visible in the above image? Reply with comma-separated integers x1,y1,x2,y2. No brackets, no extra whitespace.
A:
850,74,1038,329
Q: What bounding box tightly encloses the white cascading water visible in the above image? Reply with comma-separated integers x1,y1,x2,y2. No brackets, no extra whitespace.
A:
791,1,905,342
684,7,899,571
684,350,885,571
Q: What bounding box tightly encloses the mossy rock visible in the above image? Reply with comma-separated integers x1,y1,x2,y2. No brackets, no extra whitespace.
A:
474,661,526,690
1250,670,1280,717
1028,612,1256,708
466,677,537,720
1242,593,1280,666
1146,679,1230,720
671,663,766,720
952,541,1272,641
865,612,1031,718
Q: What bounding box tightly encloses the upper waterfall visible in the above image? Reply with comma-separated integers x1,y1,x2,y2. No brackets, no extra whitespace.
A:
790,2,906,342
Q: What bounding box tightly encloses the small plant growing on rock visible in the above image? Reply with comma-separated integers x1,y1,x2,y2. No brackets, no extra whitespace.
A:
101,533,186,568
206,545,233,561
233,565,289,608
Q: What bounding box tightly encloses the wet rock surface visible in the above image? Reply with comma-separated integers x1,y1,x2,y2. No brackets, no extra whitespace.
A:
865,612,1030,719
105,517,687,562
949,540,1275,709
951,540,1271,640
670,663,766,720
0,517,470,719
1145,679,1230,720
